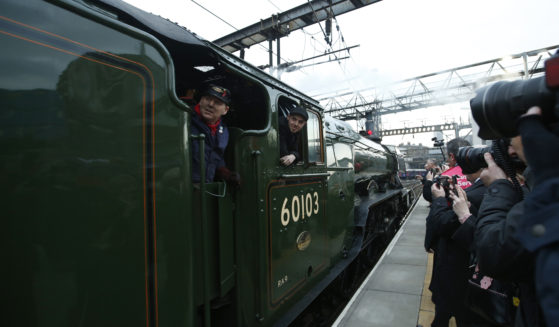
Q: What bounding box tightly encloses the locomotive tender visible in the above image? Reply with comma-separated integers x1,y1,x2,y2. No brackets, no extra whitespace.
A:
1,0,415,326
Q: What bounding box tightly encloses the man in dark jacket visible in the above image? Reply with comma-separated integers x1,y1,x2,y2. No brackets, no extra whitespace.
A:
449,168,486,252
279,106,308,166
516,106,559,327
426,170,488,327
191,84,238,184
475,136,544,327
423,138,471,203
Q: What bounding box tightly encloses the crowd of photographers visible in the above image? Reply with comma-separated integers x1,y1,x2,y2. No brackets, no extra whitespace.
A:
419,104,558,327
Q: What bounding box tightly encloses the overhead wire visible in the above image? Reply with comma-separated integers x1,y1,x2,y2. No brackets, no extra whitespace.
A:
192,0,355,82
265,0,319,73
266,0,281,11
190,0,295,66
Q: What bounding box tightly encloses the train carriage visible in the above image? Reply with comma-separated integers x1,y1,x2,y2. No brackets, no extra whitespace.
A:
1,1,416,326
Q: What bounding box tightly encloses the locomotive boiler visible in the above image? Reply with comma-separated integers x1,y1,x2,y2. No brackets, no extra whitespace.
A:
1,0,416,326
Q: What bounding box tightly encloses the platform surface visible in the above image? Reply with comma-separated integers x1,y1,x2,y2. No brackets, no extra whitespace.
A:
333,197,432,327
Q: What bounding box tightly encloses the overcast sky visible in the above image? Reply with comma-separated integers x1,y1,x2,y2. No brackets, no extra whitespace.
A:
123,0,559,146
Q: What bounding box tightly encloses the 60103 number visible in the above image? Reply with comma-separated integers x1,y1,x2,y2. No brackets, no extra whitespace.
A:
280,192,319,226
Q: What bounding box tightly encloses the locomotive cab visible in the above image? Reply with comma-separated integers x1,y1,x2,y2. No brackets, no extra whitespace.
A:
174,39,333,323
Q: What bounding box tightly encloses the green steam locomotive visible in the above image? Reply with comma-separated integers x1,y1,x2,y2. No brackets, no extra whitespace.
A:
1,0,415,326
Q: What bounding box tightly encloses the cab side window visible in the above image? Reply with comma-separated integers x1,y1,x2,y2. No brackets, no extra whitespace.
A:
326,142,337,168
333,142,353,168
307,110,323,164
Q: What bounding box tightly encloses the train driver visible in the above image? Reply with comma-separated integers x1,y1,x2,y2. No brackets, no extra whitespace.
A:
190,84,239,184
279,106,308,166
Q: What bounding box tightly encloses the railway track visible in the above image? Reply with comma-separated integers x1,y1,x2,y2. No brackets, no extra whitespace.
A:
290,181,423,326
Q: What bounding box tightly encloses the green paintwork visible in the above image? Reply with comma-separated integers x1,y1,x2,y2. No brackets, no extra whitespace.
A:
1,0,193,325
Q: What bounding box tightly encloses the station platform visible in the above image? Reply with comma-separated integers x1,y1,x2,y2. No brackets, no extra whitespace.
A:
333,197,456,327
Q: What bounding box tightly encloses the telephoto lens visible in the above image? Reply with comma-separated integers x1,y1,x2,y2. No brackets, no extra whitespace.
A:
470,76,555,139
456,146,492,174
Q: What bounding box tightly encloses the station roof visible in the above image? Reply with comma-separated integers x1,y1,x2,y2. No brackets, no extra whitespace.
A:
213,0,382,53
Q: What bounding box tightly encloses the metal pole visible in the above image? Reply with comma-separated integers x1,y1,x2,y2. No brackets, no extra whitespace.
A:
276,37,280,67
276,37,281,79
192,134,211,327
268,39,273,74
523,53,529,79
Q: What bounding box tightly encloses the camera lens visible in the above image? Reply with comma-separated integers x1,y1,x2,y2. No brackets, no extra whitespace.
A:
470,76,555,139
456,146,492,174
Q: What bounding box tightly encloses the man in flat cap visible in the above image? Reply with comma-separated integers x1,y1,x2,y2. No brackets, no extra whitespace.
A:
279,106,308,166
191,84,239,184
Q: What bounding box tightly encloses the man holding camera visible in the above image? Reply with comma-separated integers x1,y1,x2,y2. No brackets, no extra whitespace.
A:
515,107,559,327
423,138,471,203
426,165,488,327
468,114,545,326
473,135,544,327
464,51,559,326
423,137,483,326
441,138,472,189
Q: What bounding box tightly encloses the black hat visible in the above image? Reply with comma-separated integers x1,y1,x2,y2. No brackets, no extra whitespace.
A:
203,85,231,105
289,106,308,121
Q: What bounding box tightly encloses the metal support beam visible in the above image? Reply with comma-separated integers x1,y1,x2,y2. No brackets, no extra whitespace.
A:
276,37,280,67
321,44,559,120
380,123,472,137
213,0,382,53
268,39,273,71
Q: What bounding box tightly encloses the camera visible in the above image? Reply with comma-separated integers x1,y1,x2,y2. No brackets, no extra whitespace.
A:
469,52,559,139
456,146,492,174
433,175,458,198
432,137,445,147
456,141,526,175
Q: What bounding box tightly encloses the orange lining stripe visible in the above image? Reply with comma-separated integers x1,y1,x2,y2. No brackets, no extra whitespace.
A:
1,17,159,327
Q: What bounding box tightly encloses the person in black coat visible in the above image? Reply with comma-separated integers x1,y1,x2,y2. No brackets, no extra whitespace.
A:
190,85,240,185
449,170,486,253
426,171,489,327
279,106,308,166
475,137,544,327
191,85,231,183
515,106,559,327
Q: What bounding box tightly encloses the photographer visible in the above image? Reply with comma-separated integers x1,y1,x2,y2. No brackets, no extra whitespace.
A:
423,138,471,203
473,137,543,327
425,171,489,326
449,167,485,253
421,158,441,202
467,51,559,326
516,107,559,327
417,158,440,183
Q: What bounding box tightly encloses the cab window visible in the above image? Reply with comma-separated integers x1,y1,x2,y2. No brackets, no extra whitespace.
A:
326,142,337,168
307,110,323,163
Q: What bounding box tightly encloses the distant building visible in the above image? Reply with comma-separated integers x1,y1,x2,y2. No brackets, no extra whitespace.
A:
397,142,445,170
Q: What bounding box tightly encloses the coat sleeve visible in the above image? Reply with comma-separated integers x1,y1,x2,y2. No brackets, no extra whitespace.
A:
427,197,460,238
452,216,476,252
516,178,559,327
474,179,532,281
422,180,433,202
278,118,301,161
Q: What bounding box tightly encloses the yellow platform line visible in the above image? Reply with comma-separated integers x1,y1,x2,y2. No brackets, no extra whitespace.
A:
417,253,456,327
